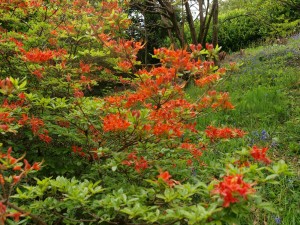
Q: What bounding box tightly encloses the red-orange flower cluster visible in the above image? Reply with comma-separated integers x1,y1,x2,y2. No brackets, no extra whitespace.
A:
23,48,67,63
205,126,246,141
122,152,149,172
157,170,180,188
32,68,45,79
212,174,255,207
250,145,272,164
198,91,234,110
79,61,91,73
103,113,130,132
72,146,86,157
180,143,203,160
0,147,42,185
154,48,201,72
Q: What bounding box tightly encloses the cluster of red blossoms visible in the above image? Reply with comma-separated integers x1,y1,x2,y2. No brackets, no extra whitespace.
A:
71,145,86,157
0,147,41,185
212,174,256,207
250,145,272,164
0,147,41,223
22,48,67,63
18,115,52,143
205,126,246,141
0,202,23,224
157,170,180,188
199,91,234,110
0,86,51,143
122,152,149,172
103,113,130,132
180,143,204,161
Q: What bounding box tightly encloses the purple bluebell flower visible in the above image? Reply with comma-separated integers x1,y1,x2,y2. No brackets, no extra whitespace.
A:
261,130,269,141
274,217,281,224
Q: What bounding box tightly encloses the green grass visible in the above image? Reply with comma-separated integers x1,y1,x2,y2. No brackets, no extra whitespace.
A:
187,38,300,224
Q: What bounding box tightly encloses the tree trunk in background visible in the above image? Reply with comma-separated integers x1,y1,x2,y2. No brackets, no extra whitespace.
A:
161,15,176,47
198,0,205,44
157,0,185,47
185,1,198,45
198,0,215,46
212,0,219,47
201,1,215,46
129,0,220,49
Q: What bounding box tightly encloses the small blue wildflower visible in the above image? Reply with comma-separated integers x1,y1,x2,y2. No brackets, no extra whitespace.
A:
261,130,269,141
274,217,281,224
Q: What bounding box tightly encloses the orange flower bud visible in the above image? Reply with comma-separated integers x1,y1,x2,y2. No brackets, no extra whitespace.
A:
13,165,22,171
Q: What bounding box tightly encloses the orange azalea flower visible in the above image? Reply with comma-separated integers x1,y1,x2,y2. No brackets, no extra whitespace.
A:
38,132,52,143
195,74,220,87
0,112,15,123
32,68,44,79
24,48,54,63
117,60,132,72
79,61,91,73
13,165,22,171
205,43,214,50
18,92,26,100
158,171,172,181
103,114,130,132
74,88,84,98
32,162,41,170
23,159,31,170
18,114,29,125
0,124,9,131
0,174,4,184
7,212,23,222
13,175,21,184
157,170,180,188
250,146,272,164
205,126,246,141
212,174,255,207
29,116,44,134
122,153,149,172
24,48,67,63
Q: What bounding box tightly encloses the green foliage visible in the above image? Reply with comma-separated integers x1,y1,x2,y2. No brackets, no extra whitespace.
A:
217,0,300,51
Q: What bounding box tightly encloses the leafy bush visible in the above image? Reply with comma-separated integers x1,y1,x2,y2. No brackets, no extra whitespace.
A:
216,0,300,51
0,0,292,224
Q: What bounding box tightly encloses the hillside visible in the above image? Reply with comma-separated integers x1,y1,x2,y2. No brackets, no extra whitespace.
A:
188,36,300,224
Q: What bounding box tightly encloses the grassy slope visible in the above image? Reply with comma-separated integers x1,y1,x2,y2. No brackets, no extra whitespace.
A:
187,37,300,224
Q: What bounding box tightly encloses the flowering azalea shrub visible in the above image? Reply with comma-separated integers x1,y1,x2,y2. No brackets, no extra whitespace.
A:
0,0,291,224
0,145,43,224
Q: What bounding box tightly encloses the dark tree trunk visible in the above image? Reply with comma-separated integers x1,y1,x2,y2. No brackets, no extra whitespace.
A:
185,1,197,45
201,2,215,46
212,0,219,47
157,0,184,47
198,0,205,44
